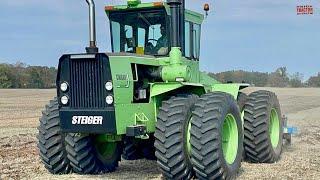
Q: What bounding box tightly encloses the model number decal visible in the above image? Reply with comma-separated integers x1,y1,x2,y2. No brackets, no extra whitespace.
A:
116,74,130,88
116,74,128,80
72,116,103,125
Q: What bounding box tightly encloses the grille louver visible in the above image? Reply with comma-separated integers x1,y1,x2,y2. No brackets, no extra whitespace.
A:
69,58,107,108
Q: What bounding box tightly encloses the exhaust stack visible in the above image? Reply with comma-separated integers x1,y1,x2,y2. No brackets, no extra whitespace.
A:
167,0,185,51
85,0,98,53
167,0,181,48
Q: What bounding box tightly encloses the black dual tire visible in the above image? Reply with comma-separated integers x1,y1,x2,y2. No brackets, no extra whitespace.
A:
191,92,243,180
37,99,122,175
237,92,248,160
122,137,143,160
140,134,157,160
154,94,198,179
65,133,122,174
237,92,248,113
122,134,156,160
37,98,71,174
243,90,283,163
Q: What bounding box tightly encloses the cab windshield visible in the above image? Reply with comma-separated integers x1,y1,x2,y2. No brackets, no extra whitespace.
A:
109,9,169,56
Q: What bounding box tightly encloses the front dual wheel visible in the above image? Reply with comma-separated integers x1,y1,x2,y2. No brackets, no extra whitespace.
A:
155,92,243,179
37,98,122,175
154,94,198,179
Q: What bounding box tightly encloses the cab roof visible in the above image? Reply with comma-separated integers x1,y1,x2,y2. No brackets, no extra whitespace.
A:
105,2,204,24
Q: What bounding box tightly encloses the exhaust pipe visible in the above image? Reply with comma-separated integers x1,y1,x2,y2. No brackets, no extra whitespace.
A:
167,0,185,50
180,0,185,53
85,0,98,53
167,0,181,48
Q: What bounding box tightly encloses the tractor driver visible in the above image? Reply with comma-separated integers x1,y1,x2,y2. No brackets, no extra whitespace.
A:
146,23,168,55
154,24,168,55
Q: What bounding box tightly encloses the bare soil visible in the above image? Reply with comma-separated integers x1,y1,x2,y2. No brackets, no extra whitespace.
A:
1,88,320,180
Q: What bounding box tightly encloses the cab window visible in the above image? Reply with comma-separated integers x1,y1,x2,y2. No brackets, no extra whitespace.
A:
148,24,161,46
109,9,169,56
184,22,201,60
193,23,201,59
111,21,121,52
125,25,133,52
138,28,146,47
184,21,191,58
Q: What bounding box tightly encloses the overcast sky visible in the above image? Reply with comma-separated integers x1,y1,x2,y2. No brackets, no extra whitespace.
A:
0,0,319,79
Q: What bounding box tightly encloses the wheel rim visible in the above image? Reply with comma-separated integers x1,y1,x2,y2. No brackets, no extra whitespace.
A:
222,113,238,164
186,117,192,156
269,108,280,148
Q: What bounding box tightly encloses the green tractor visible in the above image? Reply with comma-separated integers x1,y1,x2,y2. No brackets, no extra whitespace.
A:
37,0,285,179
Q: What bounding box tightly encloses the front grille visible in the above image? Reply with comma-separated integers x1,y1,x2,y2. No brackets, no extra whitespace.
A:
69,58,107,108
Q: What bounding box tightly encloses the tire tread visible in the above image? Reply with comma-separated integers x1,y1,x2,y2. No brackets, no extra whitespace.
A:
37,98,71,174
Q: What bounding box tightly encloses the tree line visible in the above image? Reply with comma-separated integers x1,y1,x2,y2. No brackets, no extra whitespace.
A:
0,63,56,88
0,63,319,88
208,67,320,87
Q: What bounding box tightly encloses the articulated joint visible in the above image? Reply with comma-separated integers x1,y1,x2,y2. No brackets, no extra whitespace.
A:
161,47,191,82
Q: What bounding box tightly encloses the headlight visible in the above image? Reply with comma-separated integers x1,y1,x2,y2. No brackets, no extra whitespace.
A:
105,81,113,91
61,96,69,105
106,95,114,105
60,82,69,92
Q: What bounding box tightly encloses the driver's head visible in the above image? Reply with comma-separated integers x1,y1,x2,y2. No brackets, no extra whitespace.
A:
160,24,165,35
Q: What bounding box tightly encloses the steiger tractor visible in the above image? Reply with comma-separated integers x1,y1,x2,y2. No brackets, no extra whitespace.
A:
37,0,287,179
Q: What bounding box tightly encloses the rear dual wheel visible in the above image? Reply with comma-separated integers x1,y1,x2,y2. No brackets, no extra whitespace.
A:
237,92,248,159
122,137,143,160
65,134,122,174
243,90,283,163
122,135,156,160
237,92,248,124
155,92,243,179
191,92,243,179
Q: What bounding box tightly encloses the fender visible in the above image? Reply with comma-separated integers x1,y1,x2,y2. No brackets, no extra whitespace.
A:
150,82,206,97
150,82,249,99
211,83,250,99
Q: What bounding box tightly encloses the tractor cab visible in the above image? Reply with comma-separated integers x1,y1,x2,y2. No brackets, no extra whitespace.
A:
105,1,203,60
